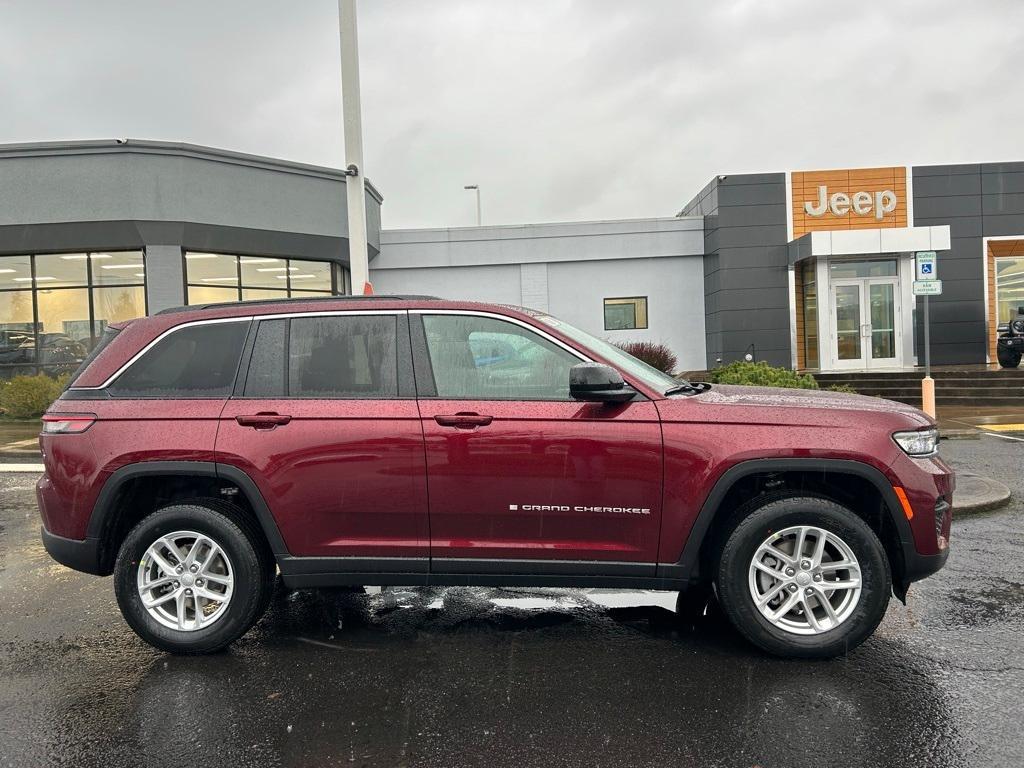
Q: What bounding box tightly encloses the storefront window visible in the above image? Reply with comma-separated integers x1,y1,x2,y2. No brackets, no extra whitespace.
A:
0,251,146,379
995,257,1024,323
801,261,819,369
185,252,344,304
828,259,897,279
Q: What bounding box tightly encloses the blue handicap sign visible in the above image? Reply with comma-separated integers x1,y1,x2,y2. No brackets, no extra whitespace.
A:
921,263,933,274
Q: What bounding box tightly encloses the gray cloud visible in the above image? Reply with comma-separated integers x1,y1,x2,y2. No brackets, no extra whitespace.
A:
1,0,1022,228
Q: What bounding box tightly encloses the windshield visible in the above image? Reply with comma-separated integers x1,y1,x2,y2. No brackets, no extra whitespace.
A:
535,314,682,394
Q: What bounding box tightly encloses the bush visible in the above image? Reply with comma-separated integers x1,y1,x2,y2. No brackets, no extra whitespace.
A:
708,361,819,390
0,373,70,419
827,383,858,394
615,341,677,374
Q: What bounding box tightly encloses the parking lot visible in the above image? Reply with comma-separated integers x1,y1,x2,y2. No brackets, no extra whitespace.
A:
1,435,1022,768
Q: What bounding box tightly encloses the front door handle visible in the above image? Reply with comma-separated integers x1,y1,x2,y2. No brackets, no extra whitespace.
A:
434,412,493,429
236,412,292,430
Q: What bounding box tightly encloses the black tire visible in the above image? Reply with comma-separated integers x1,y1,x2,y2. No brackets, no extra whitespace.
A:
113,499,276,654
715,496,891,659
997,346,1022,369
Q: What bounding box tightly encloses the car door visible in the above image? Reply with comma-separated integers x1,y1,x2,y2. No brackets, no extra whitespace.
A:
411,310,663,576
216,310,429,570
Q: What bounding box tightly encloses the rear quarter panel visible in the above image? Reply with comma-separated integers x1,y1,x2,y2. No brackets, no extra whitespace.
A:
38,399,223,539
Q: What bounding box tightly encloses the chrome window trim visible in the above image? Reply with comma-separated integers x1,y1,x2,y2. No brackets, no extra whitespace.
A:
409,309,592,363
70,309,407,391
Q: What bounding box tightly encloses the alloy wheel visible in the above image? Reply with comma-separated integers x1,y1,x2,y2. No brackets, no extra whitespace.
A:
136,530,234,631
747,525,862,636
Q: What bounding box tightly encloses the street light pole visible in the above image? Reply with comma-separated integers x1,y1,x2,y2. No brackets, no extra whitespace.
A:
338,0,370,294
464,184,481,226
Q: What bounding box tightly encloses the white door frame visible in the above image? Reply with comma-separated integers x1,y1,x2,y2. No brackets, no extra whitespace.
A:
828,275,903,370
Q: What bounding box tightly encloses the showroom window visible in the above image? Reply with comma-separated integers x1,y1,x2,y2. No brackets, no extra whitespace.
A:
995,256,1024,323
603,297,648,330
184,252,349,305
0,251,146,379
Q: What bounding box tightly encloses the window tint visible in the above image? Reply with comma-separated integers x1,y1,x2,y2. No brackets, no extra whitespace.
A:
287,316,397,398
110,321,248,398
422,315,578,400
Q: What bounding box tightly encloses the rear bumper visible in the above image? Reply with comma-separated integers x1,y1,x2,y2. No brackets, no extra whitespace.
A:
40,527,105,575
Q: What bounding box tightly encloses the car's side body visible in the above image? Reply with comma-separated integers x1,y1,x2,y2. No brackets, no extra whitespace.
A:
37,296,952,606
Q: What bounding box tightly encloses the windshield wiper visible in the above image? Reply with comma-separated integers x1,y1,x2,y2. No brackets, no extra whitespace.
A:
664,380,710,396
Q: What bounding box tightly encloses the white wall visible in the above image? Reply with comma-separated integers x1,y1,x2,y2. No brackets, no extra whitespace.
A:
372,217,708,372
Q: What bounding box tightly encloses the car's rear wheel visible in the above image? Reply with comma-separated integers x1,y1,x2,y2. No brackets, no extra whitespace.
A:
715,496,891,659
114,500,275,654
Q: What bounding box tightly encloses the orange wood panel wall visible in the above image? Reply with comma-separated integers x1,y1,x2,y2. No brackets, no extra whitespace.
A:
792,167,907,237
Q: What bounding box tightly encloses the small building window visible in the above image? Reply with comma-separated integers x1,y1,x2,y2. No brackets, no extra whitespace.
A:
995,256,1024,323
603,297,648,331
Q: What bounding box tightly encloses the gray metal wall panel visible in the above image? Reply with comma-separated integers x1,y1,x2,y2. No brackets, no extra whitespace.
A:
144,245,185,312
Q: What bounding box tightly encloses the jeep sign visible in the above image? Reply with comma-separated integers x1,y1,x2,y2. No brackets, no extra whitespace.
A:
805,185,898,220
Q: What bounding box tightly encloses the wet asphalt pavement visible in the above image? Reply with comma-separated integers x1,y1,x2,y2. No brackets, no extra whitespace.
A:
1,436,1023,768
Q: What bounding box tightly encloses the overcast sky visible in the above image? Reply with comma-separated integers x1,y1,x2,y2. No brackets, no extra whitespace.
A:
1,0,1022,229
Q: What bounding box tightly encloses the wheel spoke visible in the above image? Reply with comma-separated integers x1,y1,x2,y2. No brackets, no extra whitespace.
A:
142,588,179,609
768,591,800,622
146,548,178,577
819,559,856,572
175,590,188,630
200,571,231,586
158,536,187,564
198,542,224,575
752,558,787,579
800,594,823,633
815,588,840,625
194,586,228,604
822,579,860,591
793,527,808,561
761,541,795,566
811,530,828,567
756,582,787,608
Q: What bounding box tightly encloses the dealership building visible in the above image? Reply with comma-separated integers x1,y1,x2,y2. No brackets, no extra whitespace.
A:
0,139,1022,377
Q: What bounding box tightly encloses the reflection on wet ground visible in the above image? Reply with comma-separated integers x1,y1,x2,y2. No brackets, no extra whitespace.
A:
1,436,1023,767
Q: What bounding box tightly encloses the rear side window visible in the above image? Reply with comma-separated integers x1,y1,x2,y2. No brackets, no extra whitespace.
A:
243,315,398,398
65,326,121,389
109,321,249,398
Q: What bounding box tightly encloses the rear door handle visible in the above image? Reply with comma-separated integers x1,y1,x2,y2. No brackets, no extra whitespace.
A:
236,412,292,430
434,413,493,429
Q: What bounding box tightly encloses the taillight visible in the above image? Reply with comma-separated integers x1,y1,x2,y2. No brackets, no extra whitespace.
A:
41,414,96,434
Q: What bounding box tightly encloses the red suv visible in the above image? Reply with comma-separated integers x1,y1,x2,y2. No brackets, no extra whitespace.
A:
37,296,952,657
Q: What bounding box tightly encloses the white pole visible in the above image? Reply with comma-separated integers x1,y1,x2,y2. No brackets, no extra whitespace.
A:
464,184,481,226
338,0,370,294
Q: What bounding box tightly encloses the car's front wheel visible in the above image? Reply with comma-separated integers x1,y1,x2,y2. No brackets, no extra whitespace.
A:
113,500,275,654
997,346,1022,369
716,496,891,659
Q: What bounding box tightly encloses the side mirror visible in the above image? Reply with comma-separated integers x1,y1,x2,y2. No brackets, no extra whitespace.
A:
570,362,636,403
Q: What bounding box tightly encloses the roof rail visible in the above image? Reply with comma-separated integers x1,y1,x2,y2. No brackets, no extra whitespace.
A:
155,294,442,315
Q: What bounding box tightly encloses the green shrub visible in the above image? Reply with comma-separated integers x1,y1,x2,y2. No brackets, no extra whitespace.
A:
0,373,70,419
827,383,858,394
708,361,820,389
614,341,677,374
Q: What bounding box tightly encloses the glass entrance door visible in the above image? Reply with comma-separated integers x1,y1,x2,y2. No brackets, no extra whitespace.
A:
830,278,901,369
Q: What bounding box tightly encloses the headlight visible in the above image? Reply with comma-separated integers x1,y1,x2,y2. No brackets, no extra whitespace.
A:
893,428,939,457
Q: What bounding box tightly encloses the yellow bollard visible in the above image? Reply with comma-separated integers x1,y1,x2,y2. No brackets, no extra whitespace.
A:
921,376,936,418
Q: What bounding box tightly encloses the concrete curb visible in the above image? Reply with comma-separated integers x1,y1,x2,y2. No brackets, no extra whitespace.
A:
955,472,1013,516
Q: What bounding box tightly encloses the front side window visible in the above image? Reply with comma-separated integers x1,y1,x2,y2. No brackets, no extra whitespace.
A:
109,321,249,398
422,314,579,400
604,297,648,330
244,315,398,398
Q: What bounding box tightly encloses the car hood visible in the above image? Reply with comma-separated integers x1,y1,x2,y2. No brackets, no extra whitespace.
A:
668,383,933,428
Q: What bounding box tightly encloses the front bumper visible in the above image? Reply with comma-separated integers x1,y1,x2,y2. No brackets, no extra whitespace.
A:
40,527,105,575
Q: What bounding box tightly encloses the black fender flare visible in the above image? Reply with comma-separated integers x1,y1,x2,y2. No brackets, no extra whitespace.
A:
658,458,916,586
85,460,290,564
